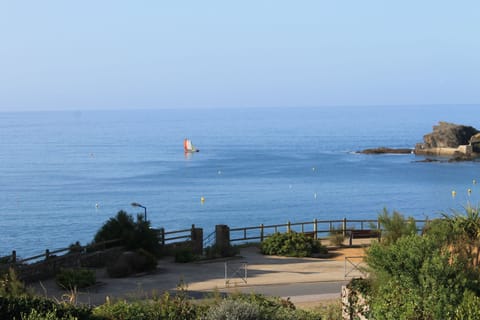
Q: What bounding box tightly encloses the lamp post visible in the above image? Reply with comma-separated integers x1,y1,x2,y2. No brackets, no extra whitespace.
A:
131,202,147,221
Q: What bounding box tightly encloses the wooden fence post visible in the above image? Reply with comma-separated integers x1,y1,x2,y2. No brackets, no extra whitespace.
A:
190,224,203,255
342,218,347,237
260,224,264,242
287,221,291,233
12,250,16,263
45,249,50,260
313,219,318,240
159,228,165,246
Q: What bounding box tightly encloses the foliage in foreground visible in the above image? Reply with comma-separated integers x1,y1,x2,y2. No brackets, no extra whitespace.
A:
261,231,327,257
1,269,327,320
0,296,92,320
362,205,480,319
0,267,27,298
0,292,328,320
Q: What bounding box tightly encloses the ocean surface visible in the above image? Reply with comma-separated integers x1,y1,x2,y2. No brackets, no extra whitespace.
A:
1,105,479,257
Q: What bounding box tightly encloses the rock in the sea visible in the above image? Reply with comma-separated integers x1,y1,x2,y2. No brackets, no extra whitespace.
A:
359,147,413,154
417,121,479,149
471,133,480,153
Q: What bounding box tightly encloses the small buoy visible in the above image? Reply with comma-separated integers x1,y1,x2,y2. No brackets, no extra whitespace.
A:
473,179,477,185
452,190,457,198
312,167,316,171
468,189,472,195
95,203,99,208
201,196,205,203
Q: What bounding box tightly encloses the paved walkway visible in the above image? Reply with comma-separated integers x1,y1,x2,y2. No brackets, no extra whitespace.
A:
31,246,367,306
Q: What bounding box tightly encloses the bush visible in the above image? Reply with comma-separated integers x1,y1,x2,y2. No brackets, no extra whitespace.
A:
0,296,92,320
55,268,96,290
261,232,326,257
207,299,262,320
137,248,158,271
22,308,79,320
365,234,480,319
106,249,158,278
93,290,199,320
174,247,197,263
343,278,371,319
213,294,323,320
328,226,346,247
377,208,417,245
0,268,27,298
93,210,161,255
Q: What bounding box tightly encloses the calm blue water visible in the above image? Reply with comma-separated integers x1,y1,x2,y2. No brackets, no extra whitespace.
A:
1,105,479,257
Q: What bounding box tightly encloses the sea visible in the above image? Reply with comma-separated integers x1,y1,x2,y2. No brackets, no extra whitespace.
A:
1,105,479,258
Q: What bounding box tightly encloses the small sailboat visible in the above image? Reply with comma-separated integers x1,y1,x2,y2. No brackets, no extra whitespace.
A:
184,138,199,153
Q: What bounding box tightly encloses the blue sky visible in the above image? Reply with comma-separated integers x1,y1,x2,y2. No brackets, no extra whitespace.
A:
1,1,479,111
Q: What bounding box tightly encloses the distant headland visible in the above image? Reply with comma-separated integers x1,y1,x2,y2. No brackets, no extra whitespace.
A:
359,121,480,161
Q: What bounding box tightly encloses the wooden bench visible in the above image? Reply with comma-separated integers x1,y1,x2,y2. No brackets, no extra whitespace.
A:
348,229,381,246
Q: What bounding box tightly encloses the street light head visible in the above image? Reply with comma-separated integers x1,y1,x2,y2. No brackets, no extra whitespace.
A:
131,202,147,221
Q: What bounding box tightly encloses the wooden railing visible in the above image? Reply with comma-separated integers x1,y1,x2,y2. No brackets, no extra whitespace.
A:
1,239,123,266
157,227,192,245
229,218,429,244
1,219,430,268
1,226,197,267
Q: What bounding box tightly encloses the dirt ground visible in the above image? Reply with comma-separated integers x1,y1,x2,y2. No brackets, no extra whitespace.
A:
30,243,370,307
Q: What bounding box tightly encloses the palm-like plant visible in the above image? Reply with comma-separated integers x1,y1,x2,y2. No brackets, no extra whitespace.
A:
442,205,480,267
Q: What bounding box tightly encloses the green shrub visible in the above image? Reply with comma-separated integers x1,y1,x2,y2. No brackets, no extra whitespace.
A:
328,226,346,247
377,208,417,245
137,248,158,271
0,296,92,320
106,261,131,278
93,290,199,320
0,268,27,298
312,300,342,320
56,269,96,290
365,234,480,319
174,247,196,263
216,294,323,320
207,299,262,320
261,232,326,257
93,210,161,255
455,290,480,319
106,249,158,278
22,308,79,320
343,278,371,320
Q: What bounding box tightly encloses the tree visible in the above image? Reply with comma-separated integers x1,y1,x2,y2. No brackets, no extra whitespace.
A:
93,210,161,255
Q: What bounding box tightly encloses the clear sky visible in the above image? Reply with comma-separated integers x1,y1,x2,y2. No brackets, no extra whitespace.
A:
1,1,479,111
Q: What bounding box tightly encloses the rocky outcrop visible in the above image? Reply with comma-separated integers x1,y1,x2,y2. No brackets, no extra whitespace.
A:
415,122,479,156
471,133,480,153
417,122,479,149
